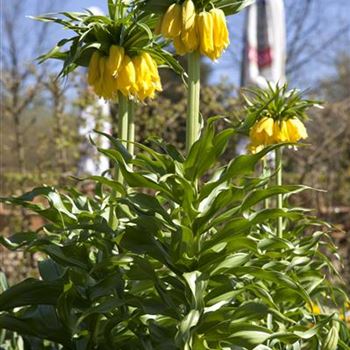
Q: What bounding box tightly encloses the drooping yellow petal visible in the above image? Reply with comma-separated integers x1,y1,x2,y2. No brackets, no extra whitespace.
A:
256,117,274,136
287,118,308,142
273,120,290,143
155,15,163,35
181,24,199,53
173,36,187,56
182,0,196,31
142,52,162,92
103,60,118,99
88,51,101,86
180,0,198,52
107,45,125,76
133,54,151,100
116,55,136,97
197,11,214,58
249,117,276,149
94,56,107,97
211,8,229,50
161,3,182,39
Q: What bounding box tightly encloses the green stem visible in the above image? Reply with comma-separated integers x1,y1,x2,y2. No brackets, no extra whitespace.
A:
275,147,283,238
108,93,128,229
186,50,201,154
117,92,129,184
127,100,135,157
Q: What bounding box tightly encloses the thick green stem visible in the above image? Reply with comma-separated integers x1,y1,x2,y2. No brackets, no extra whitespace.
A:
117,92,129,183
186,50,201,154
127,100,135,157
275,147,283,238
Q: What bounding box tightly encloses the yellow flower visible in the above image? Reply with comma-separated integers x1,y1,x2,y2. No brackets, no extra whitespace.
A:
307,303,321,315
102,62,118,99
107,45,124,77
197,11,214,58
161,3,182,39
116,55,136,97
132,52,162,101
180,0,198,53
196,9,229,60
273,120,290,143
143,52,162,93
87,49,161,101
249,117,275,147
133,54,153,101
248,117,308,152
209,8,230,60
286,118,308,142
93,55,106,97
88,51,101,86
173,36,188,56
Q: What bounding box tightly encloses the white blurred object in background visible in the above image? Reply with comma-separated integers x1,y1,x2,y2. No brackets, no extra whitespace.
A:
241,0,286,88
78,99,111,175
78,6,112,175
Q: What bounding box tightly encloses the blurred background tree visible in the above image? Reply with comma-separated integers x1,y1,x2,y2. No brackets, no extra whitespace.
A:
1,0,349,286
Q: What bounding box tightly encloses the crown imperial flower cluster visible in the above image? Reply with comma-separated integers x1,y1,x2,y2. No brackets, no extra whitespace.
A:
249,116,308,153
88,46,162,100
157,0,229,60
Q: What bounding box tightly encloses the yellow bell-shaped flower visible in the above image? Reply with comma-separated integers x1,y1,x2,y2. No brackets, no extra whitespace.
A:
102,61,118,99
209,8,230,60
273,120,290,143
143,52,162,93
117,55,136,97
173,36,188,56
93,56,107,97
250,117,275,146
197,11,214,58
107,45,125,77
249,116,308,153
133,54,153,101
286,118,308,142
161,3,182,39
181,0,198,52
88,51,101,86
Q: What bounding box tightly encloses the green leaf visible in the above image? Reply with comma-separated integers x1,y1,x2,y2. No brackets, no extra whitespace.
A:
0,306,71,347
0,279,63,311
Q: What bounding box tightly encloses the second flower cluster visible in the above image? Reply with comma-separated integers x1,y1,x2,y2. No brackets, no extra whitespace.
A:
157,0,230,60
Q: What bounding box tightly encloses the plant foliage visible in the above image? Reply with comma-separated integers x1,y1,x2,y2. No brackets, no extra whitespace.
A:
0,120,349,349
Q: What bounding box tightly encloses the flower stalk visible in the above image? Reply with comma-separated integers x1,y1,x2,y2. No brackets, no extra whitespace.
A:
127,100,136,157
117,92,129,183
186,50,201,153
275,147,283,237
